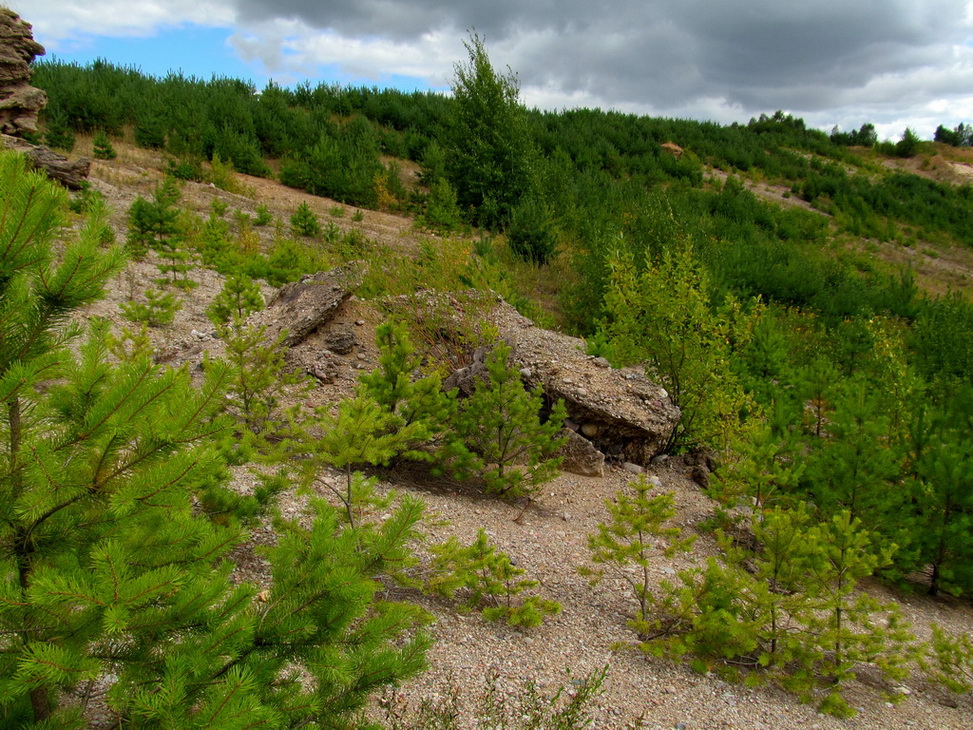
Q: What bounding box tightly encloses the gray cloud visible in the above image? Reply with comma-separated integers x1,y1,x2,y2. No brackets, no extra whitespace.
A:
227,0,973,134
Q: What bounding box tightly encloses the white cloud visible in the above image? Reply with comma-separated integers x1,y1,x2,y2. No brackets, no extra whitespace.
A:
229,17,459,85
8,0,236,48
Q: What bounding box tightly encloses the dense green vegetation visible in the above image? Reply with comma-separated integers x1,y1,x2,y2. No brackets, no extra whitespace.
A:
16,35,973,721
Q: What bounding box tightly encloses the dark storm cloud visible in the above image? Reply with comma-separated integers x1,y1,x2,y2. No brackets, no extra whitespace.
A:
227,0,973,127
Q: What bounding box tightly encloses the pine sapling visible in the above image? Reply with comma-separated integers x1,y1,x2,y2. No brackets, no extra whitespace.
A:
580,475,695,637
120,287,181,327
922,624,973,694
92,130,117,160
456,341,566,498
216,322,307,444
207,274,265,326
357,321,476,474
290,201,321,237
792,511,914,715
427,529,560,627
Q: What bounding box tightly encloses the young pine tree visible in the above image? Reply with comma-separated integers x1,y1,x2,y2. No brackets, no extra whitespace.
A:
207,273,265,327
0,149,430,728
427,529,561,627
456,341,566,498
290,201,321,237
125,176,181,259
357,320,475,475
581,475,695,636
92,130,117,160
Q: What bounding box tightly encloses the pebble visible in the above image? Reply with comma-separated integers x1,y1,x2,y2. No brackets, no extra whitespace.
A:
354,319,365,326
648,475,663,487
593,357,611,368
622,462,643,474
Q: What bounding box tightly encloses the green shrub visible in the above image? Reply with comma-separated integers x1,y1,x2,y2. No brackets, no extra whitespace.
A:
120,287,181,326
92,130,116,160
290,201,321,237
427,529,561,627
506,196,558,264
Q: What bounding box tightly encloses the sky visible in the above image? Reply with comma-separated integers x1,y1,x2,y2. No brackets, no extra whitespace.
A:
12,0,973,141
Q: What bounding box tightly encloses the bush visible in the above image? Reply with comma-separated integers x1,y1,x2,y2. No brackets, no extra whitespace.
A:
290,201,321,237
506,196,558,264
92,130,116,159
120,287,181,326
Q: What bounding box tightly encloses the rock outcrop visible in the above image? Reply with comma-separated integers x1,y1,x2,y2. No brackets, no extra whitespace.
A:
444,299,681,466
1,133,92,188
247,265,364,347
0,10,92,189
258,280,679,469
0,9,46,136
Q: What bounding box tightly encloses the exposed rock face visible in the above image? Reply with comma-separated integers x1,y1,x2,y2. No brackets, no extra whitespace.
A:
247,265,364,347
1,133,91,189
0,9,46,135
259,280,679,466
445,299,681,465
557,429,606,478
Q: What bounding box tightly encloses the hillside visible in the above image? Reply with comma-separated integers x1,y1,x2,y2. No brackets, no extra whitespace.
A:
5,12,973,727
61,133,973,729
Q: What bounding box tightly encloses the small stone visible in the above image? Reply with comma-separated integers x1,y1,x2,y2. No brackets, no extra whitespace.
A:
651,454,670,465
622,462,643,474
519,367,532,378
581,423,601,438
576,387,588,396
647,475,663,487
593,357,610,368
892,685,912,696
355,319,365,326
661,566,676,575
324,330,356,354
